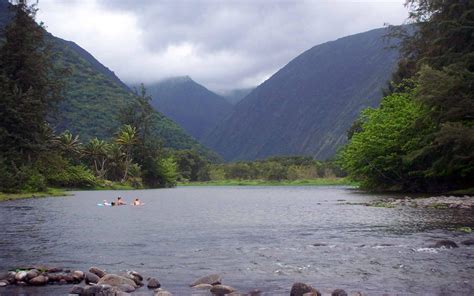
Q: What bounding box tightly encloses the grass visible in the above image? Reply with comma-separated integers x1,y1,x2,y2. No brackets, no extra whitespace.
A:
0,188,69,202
178,178,358,187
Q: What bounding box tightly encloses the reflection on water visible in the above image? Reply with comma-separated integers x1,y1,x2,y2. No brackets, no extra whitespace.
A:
0,186,473,295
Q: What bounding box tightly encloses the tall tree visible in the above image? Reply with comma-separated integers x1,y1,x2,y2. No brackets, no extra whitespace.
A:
0,0,64,162
115,125,137,182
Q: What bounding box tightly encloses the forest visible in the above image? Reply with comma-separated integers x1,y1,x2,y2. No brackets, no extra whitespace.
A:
339,0,474,193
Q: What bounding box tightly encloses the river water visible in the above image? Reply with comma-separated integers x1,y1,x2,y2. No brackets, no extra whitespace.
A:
0,186,473,295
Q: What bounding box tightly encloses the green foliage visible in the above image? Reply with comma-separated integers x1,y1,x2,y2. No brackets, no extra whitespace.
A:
207,156,345,182
339,90,433,190
173,150,211,182
156,157,178,187
342,0,474,192
46,164,97,188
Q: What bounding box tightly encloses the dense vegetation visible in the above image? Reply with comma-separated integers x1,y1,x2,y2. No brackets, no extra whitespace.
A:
339,0,474,193
174,155,346,184
205,27,399,161
0,2,204,193
0,0,217,160
143,76,233,141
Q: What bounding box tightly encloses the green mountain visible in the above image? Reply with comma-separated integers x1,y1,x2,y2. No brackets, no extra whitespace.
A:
143,76,233,141
221,88,254,105
205,28,399,161
0,1,216,157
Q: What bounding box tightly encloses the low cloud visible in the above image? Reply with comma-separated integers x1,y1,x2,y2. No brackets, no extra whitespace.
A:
37,0,408,92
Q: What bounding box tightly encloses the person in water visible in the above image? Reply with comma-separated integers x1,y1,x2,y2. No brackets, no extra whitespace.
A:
116,196,126,205
132,198,142,206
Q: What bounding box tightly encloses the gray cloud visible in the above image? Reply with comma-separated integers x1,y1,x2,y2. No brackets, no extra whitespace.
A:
38,0,408,92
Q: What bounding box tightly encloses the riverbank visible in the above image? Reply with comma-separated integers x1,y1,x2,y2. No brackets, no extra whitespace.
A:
178,178,357,187
0,188,68,202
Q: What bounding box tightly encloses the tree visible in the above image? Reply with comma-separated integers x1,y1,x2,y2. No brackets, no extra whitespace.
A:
83,138,109,179
115,124,137,182
0,0,65,162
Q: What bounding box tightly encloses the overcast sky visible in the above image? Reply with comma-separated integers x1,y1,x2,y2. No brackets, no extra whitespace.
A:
36,0,408,92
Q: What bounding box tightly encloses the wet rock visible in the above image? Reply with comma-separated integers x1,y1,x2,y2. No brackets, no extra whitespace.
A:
122,272,142,286
192,283,213,289
72,270,84,282
15,271,28,282
154,288,173,296
47,273,62,283
25,269,39,281
83,284,103,295
117,283,136,292
290,282,321,296
29,275,48,286
190,274,222,287
428,240,458,249
210,284,236,295
128,270,143,281
462,238,474,246
332,289,348,296
85,271,100,284
98,274,137,288
0,272,15,284
0,281,8,287
63,274,75,283
47,267,63,273
16,281,27,286
147,277,161,289
70,285,84,294
248,289,262,296
89,267,107,278
58,279,67,285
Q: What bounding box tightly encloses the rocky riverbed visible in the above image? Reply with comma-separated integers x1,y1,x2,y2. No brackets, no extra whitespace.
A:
344,195,474,210
0,265,360,295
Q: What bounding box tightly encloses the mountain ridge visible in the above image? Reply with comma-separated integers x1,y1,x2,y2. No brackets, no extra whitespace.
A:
205,27,399,161
143,76,233,141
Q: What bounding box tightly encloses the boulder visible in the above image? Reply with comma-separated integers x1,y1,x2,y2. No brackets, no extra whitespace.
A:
29,275,48,286
462,238,474,246
47,273,62,283
63,274,75,283
192,283,213,289
428,240,458,249
47,267,63,273
290,282,321,296
210,284,236,295
15,271,28,282
98,274,137,288
117,283,136,293
70,285,84,294
83,285,103,295
190,274,222,287
89,267,107,278
154,288,173,296
128,270,143,281
248,289,262,296
72,270,84,282
147,277,161,289
25,269,39,281
0,281,8,287
0,272,15,284
85,271,100,284
122,272,142,286
332,289,348,296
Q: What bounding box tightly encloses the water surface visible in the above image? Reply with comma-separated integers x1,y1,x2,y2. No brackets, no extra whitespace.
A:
0,186,473,295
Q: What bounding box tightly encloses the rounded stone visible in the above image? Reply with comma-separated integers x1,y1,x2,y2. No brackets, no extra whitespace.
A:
89,267,107,278
147,277,161,289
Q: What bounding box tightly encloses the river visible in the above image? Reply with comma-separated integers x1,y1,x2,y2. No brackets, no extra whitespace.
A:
0,186,473,295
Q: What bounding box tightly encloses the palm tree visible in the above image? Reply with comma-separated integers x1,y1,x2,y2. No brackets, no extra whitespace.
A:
116,125,137,182
54,130,82,159
83,138,109,179
106,143,125,181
